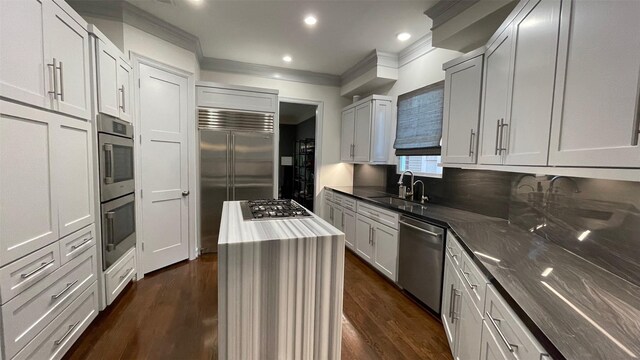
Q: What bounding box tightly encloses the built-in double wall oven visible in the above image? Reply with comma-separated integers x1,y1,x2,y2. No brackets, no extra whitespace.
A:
98,114,136,270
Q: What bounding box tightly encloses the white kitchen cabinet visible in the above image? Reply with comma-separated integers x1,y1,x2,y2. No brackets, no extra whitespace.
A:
371,222,398,281
456,285,484,360
96,38,120,118
442,54,484,164
503,0,561,166
479,322,509,360
333,206,344,231
340,95,393,164
478,28,513,165
548,0,640,168
0,102,59,266
55,116,95,238
355,214,374,263
117,57,133,122
442,254,461,355
0,0,48,108
44,1,91,120
342,209,356,251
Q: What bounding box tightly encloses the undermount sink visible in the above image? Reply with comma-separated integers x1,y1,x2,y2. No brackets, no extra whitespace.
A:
369,196,428,211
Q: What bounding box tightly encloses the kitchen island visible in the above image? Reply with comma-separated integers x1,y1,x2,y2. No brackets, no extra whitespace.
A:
217,201,345,360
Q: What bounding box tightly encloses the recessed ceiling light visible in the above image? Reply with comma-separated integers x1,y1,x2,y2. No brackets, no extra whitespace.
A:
282,55,292,63
304,15,317,26
397,32,411,41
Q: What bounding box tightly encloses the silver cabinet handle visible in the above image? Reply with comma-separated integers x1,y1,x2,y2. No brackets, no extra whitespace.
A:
486,312,518,353
105,211,115,251
499,121,509,153
446,246,457,259
104,144,114,184
371,228,375,245
119,268,134,281
462,271,477,289
495,119,501,155
451,289,460,323
21,259,55,278
182,190,190,196
52,280,78,300
468,129,475,156
341,213,345,230
448,284,455,320
54,321,80,346
368,226,372,245
119,85,126,112
47,58,59,100
71,237,92,250
57,61,64,101
399,220,442,238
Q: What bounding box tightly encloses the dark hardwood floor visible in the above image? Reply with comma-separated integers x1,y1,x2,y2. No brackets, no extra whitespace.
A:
64,251,452,360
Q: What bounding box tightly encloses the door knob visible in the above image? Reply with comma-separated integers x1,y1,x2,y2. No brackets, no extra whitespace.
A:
182,190,190,196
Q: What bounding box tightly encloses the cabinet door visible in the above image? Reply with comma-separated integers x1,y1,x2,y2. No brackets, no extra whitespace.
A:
441,255,460,356
340,108,355,161
479,322,509,360
55,117,94,237
0,0,48,108
323,202,333,223
370,100,391,164
456,287,484,360
355,215,374,263
44,3,91,120
96,39,120,118
549,0,640,167
372,223,398,281
332,206,344,231
0,104,59,266
353,102,372,162
478,29,513,165
504,0,561,166
343,209,356,250
442,56,483,164
117,57,133,122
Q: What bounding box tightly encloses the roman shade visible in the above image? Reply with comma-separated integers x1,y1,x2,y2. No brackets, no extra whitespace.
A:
393,80,445,156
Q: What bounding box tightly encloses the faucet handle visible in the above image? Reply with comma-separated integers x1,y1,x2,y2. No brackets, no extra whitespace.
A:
398,185,407,198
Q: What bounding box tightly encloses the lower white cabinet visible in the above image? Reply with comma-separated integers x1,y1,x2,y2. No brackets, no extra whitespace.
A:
371,222,398,281
105,247,136,305
480,321,510,360
456,285,484,360
442,253,462,354
342,209,356,251
355,214,375,262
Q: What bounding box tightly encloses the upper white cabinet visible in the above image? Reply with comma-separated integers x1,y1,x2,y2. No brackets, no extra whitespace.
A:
340,95,393,164
441,53,484,164
95,33,133,122
0,0,91,120
548,0,640,167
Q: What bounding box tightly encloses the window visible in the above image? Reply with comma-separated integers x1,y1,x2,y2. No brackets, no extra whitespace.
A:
397,155,443,178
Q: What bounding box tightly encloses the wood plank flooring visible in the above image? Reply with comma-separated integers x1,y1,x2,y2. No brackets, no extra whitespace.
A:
64,251,452,360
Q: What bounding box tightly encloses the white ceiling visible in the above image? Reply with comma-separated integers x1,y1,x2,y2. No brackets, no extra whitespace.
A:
126,0,437,75
279,102,317,125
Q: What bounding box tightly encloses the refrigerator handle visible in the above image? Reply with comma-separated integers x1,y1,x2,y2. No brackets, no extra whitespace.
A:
231,133,235,200
226,133,231,201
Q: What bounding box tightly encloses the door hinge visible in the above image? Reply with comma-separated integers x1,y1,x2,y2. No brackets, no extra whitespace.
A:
141,242,144,251
139,134,142,144
138,79,141,88
140,189,143,198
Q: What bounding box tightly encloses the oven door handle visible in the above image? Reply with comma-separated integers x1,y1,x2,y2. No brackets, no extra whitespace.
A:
105,211,115,251
104,143,114,184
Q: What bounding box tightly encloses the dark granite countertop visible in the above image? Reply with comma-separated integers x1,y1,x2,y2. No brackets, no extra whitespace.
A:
326,186,640,360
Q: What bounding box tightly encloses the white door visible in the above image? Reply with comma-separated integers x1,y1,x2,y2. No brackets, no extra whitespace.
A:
96,39,120,118
504,0,561,166
332,206,344,231
372,223,398,281
353,102,372,162
0,0,48,108
442,56,483,164
549,0,640,167
322,201,333,223
343,209,356,250
455,287,483,360
0,103,59,266
44,2,91,120
117,58,133,122
55,117,94,237
370,100,391,163
139,63,190,274
355,214,374,263
441,255,459,355
340,108,355,161
478,29,513,165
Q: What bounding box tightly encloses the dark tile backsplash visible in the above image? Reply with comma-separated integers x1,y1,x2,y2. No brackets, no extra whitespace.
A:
355,165,640,287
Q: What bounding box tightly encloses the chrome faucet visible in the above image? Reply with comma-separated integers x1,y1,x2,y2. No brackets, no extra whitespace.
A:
413,180,429,204
398,170,414,199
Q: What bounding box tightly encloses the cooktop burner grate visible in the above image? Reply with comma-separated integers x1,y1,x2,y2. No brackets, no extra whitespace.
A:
241,199,312,220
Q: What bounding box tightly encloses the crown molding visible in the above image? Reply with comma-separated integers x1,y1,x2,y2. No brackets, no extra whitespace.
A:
398,33,436,67
341,50,399,86
424,0,480,30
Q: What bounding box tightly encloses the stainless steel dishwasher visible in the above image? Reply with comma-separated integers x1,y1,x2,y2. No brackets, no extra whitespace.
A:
397,215,445,314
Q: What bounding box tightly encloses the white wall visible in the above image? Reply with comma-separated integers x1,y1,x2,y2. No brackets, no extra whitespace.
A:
199,70,353,209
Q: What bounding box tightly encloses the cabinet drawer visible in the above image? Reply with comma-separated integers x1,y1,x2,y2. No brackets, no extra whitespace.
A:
336,194,356,212
459,249,488,316
0,242,60,305
324,189,334,202
484,285,549,360
59,224,95,265
480,320,509,360
357,202,398,229
105,248,136,305
13,281,99,360
1,247,97,359
445,232,465,268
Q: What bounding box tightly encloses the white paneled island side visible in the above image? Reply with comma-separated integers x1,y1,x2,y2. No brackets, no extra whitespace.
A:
217,201,345,360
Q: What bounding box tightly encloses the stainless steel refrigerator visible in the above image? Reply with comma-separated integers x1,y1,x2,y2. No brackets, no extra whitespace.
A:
198,108,275,253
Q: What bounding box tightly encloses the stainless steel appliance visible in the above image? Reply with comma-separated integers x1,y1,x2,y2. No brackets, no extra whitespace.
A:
240,199,311,220
199,108,275,253
97,114,134,202
397,215,445,314
101,193,136,269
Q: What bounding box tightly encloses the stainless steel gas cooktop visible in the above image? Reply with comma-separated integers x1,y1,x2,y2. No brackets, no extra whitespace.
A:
240,199,312,220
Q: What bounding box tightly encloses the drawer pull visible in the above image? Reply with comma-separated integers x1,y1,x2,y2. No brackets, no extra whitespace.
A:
20,259,55,279
448,284,455,319
120,268,134,281
486,312,518,353
54,320,80,346
451,289,460,323
71,237,92,250
51,280,78,300
462,271,478,289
